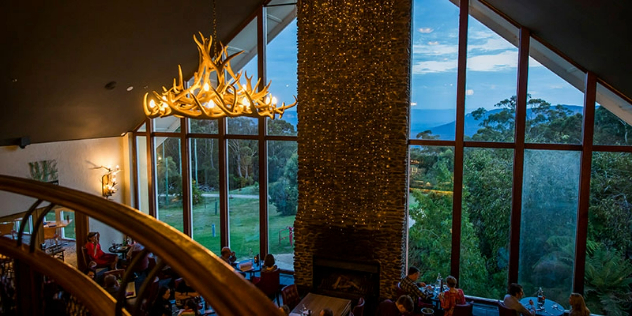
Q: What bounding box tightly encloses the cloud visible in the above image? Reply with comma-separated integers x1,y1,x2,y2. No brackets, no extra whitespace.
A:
466,89,474,95
412,42,458,56
428,41,440,46
418,27,434,33
412,60,458,74
467,50,517,71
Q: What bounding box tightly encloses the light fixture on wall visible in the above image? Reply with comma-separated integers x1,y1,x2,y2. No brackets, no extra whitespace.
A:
143,0,297,120
101,165,120,199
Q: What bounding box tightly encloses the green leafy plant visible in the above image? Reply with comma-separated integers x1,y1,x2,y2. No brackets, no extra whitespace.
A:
584,245,632,315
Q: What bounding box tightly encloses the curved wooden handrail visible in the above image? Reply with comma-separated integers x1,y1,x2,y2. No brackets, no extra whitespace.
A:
0,237,128,316
0,175,283,316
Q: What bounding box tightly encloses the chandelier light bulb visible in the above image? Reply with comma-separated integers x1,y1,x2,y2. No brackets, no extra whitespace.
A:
149,99,156,109
203,82,210,91
271,97,278,105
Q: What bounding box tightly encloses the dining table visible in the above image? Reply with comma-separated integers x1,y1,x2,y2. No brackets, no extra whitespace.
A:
520,297,565,316
108,244,131,259
289,293,351,316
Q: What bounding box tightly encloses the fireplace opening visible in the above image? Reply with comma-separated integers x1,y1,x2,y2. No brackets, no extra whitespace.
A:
313,256,380,305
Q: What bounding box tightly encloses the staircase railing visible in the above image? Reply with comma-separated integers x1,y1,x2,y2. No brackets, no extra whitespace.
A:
0,175,283,316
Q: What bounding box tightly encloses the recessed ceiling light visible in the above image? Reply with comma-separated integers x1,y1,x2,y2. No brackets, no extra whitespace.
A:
127,86,134,91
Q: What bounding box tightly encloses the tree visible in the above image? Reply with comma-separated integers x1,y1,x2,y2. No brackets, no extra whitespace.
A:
269,153,298,216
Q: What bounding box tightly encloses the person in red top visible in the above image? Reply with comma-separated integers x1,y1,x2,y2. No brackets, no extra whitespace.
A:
85,232,118,270
439,276,466,316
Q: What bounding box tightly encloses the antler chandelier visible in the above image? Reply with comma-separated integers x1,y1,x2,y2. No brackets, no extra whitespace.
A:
143,33,297,119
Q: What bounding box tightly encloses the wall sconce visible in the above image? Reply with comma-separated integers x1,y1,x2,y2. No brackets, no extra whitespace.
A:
101,165,120,199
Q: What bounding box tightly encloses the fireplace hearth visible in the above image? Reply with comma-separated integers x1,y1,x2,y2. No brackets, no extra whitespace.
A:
313,256,380,304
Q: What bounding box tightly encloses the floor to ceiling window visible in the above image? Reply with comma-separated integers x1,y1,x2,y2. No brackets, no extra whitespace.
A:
408,0,632,312
133,3,298,269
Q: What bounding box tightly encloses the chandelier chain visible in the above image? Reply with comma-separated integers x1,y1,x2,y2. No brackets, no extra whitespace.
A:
212,0,218,55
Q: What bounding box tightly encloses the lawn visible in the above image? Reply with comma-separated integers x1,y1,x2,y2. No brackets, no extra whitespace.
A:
157,191,295,261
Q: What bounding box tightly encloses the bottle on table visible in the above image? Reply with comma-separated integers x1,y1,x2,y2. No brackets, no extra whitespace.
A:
537,287,545,308
435,273,442,295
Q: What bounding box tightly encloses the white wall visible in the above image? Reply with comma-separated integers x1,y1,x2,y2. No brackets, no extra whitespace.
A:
0,136,132,245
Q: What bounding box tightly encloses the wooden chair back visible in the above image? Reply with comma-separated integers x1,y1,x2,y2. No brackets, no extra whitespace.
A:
103,269,125,280
43,226,58,240
281,284,300,310
353,297,365,316
255,268,280,304
453,302,473,316
0,223,13,238
498,301,518,316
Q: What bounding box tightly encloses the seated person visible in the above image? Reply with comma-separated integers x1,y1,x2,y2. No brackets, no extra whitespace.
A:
85,269,96,281
569,293,590,316
103,274,120,297
439,276,466,316
85,232,118,270
174,278,200,301
503,283,535,316
376,295,414,316
252,254,278,284
177,298,200,316
220,247,236,265
149,286,172,316
320,308,333,316
399,266,431,310
262,254,277,272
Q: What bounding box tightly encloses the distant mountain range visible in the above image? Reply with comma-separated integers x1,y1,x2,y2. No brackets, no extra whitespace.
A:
411,105,583,139
280,105,584,140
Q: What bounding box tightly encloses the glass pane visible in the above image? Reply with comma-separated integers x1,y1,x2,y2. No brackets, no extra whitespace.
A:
408,145,454,281
268,141,297,270
525,38,585,144
266,15,298,136
588,152,632,315
189,119,219,134
594,82,632,146
227,117,258,135
153,116,181,133
155,137,184,232
136,135,150,214
461,148,513,298
410,0,459,140
190,138,221,253
465,15,518,142
594,92,632,146
60,210,75,240
227,18,259,135
137,122,146,132
519,150,579,305
228,139,260,260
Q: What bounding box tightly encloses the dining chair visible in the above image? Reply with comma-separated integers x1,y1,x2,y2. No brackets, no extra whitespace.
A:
281,284,300,310
453,302,473,316
497,301,518,316
127,250,150,277
255,267,281,305
43,226,59,247
80,246,110,271
352,297,365,316
103,269,125,281
0,223,15,239
394,281,408,299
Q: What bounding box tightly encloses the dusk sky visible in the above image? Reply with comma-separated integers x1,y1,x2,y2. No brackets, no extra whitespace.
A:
253,0,586,130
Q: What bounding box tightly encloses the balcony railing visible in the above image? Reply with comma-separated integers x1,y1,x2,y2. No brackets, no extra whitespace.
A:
0,174,282,316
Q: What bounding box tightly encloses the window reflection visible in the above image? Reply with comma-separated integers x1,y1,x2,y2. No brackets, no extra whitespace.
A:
519,150,579,306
